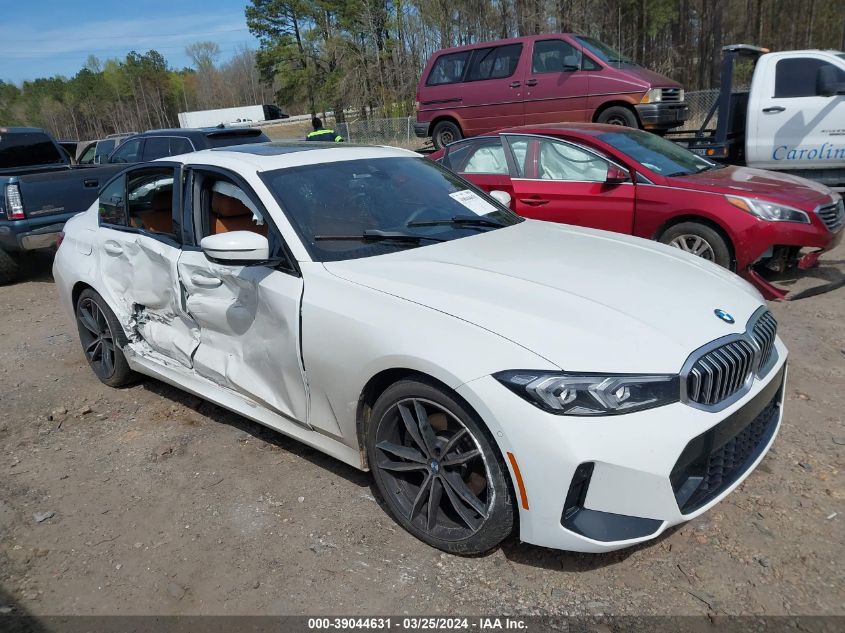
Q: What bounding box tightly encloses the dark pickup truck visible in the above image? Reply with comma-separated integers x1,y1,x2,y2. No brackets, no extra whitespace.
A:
0,127,124,283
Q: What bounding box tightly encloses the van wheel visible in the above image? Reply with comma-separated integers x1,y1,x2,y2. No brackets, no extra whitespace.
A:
432,121,462,149
75,289,135,387
660,222,731,268
0,248,20,285
597,106,639,128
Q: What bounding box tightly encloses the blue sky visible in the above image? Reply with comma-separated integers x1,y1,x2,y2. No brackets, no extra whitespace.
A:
0,1,260,84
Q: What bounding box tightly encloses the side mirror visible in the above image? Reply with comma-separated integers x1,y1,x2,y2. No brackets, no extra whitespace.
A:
605,164,631,184
489,190,512,207
200,231,269,265
817,65,845,97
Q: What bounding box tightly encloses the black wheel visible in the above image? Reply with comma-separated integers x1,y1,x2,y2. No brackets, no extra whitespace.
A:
596,106,639,128
0,248,20,285
75,289,134,387
660,222,732,268
432,120,462,149
367,379,513,555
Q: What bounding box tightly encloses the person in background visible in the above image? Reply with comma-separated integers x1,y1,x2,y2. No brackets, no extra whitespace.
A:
306,117,344,142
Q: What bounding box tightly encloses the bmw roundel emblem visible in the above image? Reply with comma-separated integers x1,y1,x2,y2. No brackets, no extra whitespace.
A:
714,309,735,324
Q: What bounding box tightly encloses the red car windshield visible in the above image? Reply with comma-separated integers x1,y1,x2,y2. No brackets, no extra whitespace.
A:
597,128,720,177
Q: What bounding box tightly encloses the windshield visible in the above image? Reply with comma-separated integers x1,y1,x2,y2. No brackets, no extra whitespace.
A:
261,157,522,262
597,128,719,176
0,132,65,169
573,36,638,67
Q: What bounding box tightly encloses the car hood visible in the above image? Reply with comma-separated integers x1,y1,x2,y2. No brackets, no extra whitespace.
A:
670,166,834,209
616,66,682,89
323,221,765,374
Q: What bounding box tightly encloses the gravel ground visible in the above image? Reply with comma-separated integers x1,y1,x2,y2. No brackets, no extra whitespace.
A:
0,244,843,617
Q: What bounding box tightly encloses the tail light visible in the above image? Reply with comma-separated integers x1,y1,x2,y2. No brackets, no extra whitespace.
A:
4,183,25,219
56,231,65,249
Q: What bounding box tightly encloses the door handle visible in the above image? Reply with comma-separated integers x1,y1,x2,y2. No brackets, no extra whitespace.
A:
190,272,223,288
83,178,99,188
762,106,785,113
519,197,549,206
102,241,123,255
509,81,521,88
525,79,538,86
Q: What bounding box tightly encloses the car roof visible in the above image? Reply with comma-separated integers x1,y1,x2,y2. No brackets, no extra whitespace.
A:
495,123,629,138
167,142,419,172
132,127,265,139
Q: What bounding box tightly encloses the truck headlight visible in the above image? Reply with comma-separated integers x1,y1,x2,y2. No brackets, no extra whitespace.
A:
726,195,810,223
640,88,662,104
494,371,680,416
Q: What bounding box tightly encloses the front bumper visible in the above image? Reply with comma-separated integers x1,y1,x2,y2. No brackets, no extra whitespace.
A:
457,339,787,553
413,121,430,138
635,103,689,130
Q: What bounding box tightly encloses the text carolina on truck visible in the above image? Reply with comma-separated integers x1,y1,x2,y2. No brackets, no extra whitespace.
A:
669,45,845,191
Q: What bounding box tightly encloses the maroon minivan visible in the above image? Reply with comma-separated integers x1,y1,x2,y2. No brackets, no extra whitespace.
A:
414,33,689,148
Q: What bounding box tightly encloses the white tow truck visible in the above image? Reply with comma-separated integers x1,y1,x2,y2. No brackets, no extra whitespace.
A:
669,44,845,191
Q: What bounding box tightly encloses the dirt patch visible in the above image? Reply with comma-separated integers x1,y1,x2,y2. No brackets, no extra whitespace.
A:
0,247,843,616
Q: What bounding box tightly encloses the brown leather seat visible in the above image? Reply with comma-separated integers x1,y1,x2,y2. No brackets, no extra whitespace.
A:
211,191,267,235
133,189,173,234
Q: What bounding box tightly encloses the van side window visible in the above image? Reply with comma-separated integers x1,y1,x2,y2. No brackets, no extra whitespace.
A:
467,44,523,81
532,40,581,74
427,51,470,86
774,58,845,98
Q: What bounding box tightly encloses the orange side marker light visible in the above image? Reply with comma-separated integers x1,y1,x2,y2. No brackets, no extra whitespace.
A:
506,451,529,510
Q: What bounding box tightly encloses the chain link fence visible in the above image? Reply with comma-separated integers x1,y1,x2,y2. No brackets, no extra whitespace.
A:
679,89,720,132
264,90,721,147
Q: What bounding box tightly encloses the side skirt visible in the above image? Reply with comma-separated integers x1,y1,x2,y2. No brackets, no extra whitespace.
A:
125,349,365,470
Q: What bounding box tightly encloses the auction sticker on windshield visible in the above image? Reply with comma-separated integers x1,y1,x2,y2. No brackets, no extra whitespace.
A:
449,189,497,215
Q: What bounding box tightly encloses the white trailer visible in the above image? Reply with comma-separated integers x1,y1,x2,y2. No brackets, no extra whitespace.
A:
177,105,287,129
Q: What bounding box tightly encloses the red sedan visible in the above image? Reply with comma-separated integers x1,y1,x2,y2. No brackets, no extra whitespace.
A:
430,123,844,299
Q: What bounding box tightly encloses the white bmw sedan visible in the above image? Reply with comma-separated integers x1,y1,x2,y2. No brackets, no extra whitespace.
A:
54,143,787,555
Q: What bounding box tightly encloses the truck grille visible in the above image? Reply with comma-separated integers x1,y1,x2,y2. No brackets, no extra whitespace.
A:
660,88,683,102
683,309,778,408
816,199,844,232
750,310,777,373
686,339,756,406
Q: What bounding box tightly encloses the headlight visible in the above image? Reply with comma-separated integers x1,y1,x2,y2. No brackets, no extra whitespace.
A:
726,195,810,223
678,88,685,101
494,371,680,416
640,88,662,104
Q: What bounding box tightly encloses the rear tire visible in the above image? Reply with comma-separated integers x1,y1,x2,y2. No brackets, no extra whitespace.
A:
660,222,732,269
367,379,514,555
0,248,20,285
432,120,463,149
75,289,135,387
596,106,639,128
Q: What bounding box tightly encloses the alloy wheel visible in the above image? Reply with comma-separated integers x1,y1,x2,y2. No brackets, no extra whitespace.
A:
668,234,716,261
373,398,492,541
76,297,116,378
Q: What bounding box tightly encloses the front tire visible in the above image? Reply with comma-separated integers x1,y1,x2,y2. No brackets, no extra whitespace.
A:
659,222,732,268
75,289,134,387
596,106,639,128
367,379,514,555
0,248,20,285
431,120,462,149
